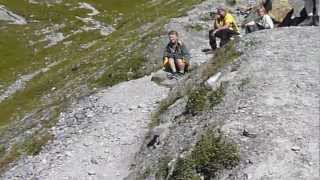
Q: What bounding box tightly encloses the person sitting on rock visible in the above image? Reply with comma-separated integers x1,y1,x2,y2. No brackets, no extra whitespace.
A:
209,6,240,50
298,0,319,26
163,30,190,78
245,7,274,33
281,0,319,26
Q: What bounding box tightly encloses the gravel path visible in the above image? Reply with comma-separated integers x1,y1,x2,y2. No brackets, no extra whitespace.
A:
2,76,168,179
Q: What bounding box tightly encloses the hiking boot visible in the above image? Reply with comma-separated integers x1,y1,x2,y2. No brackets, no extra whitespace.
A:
313,16,319,26
299,16,313,26
167,72,176,79
177,72,185,77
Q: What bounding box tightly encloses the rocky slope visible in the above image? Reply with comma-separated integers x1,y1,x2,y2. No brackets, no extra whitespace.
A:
128,27,320,179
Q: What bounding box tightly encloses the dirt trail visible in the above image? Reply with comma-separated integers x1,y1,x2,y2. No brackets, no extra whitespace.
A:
2,76,168,180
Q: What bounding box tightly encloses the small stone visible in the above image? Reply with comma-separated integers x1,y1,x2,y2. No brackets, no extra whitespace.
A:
242,129,257,138
246,159,253,164
90,158,98,165
88,170,96,176
74,113,85,120
65,151,73,157
291,146,300,152
83,142,91,147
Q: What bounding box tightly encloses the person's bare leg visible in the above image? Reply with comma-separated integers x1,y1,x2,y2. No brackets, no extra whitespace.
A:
176,59,185,74
168,58,177,73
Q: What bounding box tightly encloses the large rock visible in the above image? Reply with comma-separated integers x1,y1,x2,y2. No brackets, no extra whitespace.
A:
0,5,27,24
269,0,292,22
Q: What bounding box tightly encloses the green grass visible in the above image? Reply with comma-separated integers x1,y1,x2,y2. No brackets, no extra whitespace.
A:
154,130,240,180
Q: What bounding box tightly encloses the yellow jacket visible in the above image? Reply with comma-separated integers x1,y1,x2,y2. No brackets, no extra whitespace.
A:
214,12,240,33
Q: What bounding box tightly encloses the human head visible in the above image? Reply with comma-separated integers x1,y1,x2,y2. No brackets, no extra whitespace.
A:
257,7,266,16
168,30,179,44
217,6,226,17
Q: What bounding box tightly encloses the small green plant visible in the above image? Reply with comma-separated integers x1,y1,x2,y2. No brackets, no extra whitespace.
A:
0,145,5,158
208,84,225,108
191,131,239,178
22,132,53,155
166,130,239,179
226,0,237,6
155,156,172,179
186,87,209,115
186,24,204,32
0,144,20,173
170,158,196,180
238,77,250,91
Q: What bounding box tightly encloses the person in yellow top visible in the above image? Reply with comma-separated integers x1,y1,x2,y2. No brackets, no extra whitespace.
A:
209,7,240,50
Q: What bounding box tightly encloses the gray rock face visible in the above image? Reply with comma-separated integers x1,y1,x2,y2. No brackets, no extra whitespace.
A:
0,5,27,24
218,27,320,180
129,26,320,179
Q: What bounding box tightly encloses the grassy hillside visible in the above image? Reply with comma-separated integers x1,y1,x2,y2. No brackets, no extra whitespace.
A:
0,0,205,170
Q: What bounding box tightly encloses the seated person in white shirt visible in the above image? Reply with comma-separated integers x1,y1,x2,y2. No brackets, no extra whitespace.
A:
245,7,274,33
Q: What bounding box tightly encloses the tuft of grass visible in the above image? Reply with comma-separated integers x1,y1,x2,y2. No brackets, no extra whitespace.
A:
208,84,225,108
185,84,226,116
191,131,239,178
185,24,205,32
238,77,250,91
155,156,172,179
0,144,20,173
186,87,209,116
170,158,197,180
22,132,53,156
226,0,237,6
167,130,239,179
0,145,5,158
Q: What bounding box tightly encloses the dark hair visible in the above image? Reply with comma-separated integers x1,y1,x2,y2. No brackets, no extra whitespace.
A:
168,30,179,36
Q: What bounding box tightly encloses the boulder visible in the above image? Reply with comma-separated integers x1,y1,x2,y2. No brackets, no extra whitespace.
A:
151,70,168,84
0,5,27,24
